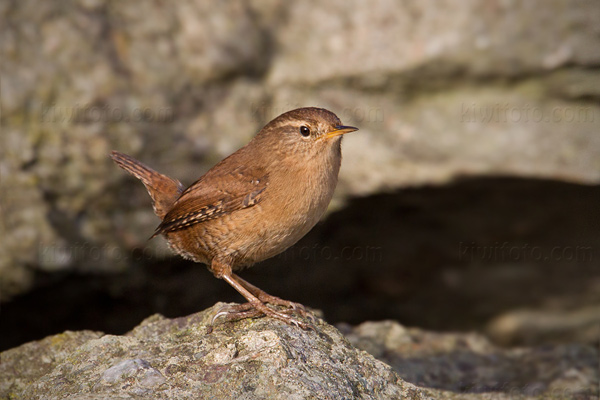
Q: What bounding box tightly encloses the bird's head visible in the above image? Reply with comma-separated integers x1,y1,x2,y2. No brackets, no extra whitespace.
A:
255,107,358,160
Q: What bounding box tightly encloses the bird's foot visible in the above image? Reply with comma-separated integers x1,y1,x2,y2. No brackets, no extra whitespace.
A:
272,303,318,324
211,301,314,330
213,267,316,330
230,274,318,324
252,293,316,323
211,302,263,326
257,293,306,311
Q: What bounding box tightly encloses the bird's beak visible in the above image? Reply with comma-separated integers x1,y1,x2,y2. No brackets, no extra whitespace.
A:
322,125,359,140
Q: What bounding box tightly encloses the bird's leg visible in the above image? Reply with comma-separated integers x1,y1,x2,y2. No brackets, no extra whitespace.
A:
210,259,311,329
231,274,316,322
231,273,303,309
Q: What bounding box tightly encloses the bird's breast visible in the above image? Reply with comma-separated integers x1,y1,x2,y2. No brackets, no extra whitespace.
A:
229,147,341,265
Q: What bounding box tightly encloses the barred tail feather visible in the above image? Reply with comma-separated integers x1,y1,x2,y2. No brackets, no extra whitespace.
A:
110,150,184,220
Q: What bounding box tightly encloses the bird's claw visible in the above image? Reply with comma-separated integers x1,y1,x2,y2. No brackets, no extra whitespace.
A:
210,302,316,331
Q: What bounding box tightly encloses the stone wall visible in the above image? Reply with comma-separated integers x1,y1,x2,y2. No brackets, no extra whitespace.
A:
1,0,599,299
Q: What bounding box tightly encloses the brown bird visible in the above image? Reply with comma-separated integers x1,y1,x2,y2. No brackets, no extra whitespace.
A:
110,107,357,329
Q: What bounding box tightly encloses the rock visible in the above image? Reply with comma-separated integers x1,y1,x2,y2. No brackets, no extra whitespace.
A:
485,305,600,347
341,320,599,399
0,330,104,398
0,305,426,400
267,1,600,85
2,308,596,399
1,0,599,300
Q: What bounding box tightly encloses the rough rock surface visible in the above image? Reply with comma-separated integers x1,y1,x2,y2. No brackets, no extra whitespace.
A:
1,307,596,400
1,0,599,299
1,305,425,400
341,320,599,399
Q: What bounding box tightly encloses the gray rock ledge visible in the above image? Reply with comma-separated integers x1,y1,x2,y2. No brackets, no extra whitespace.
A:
1,304,425,400
1,304,596,400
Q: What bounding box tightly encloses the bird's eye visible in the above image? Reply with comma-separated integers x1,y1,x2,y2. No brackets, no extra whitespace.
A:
299,126,310,137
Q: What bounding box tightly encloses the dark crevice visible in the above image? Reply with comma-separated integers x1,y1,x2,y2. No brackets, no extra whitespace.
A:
1,176,598,351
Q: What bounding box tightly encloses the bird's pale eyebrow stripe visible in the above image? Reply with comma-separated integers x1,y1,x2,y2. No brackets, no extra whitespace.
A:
279,120,319,130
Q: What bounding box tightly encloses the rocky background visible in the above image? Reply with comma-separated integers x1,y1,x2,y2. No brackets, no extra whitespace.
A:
1,0,599,398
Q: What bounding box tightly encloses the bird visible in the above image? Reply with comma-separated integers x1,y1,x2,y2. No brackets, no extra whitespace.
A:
110,107,357,329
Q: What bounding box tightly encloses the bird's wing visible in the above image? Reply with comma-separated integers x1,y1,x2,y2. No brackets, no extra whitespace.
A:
151,165,269,237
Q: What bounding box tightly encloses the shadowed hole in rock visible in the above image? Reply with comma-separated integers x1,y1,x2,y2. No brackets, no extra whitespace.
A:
1,176,598,352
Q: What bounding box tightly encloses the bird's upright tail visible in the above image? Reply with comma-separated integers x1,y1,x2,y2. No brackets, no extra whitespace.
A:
110,150,184,219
